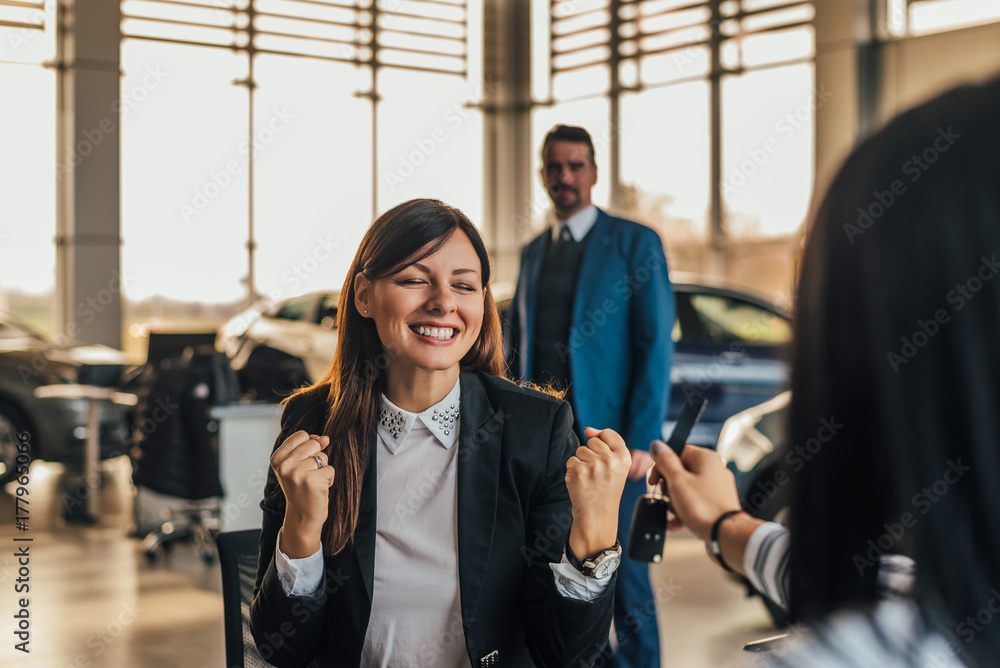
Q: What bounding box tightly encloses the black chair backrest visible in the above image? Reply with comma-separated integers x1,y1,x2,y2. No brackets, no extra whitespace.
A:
216,529,276,668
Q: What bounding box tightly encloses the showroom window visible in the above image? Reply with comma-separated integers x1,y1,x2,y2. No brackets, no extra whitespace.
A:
0,0,57,330
531,0,814,299
883,0,1000,38
120,0,480,307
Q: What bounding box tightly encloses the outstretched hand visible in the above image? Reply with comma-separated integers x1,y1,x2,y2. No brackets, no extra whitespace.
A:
627,448,655,481
647,440,741,543
565,427,631,558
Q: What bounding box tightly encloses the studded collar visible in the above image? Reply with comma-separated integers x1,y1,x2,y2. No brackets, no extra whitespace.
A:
376,380,461,453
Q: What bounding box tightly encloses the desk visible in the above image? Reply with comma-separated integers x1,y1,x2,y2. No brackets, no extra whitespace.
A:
211,403,282,531
33,384,137,523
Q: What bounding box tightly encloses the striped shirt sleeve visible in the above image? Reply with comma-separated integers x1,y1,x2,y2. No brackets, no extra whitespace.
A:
742,521,790,611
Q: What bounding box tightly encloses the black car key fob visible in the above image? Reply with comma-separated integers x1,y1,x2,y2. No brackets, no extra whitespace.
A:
625,395,708,563
627,495,670,562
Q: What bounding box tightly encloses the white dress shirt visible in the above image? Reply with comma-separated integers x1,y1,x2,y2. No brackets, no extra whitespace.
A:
274,378,610,667
550,204,598,242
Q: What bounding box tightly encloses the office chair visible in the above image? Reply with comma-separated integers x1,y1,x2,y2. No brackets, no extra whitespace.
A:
132,347,238,563
216,529,276,668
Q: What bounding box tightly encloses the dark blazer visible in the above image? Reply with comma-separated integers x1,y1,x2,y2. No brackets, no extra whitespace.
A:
507,209,673,450
251,370,616,668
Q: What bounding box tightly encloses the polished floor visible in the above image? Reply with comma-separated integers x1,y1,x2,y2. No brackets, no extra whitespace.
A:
0,458,775,668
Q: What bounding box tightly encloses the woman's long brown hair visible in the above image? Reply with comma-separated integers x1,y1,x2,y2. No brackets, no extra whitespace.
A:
288,198,504,556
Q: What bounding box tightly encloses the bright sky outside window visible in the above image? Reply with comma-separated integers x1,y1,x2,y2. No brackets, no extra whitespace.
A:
884,0,1000,38
252,54,372,306
121,40,249,303
721,62,815,237
0,0,56,302
0,63,55,296
116,0,475,304
533,0,817,239
620,82,710,239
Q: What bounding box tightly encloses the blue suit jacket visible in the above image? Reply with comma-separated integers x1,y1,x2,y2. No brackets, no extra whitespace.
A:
506,208,674,451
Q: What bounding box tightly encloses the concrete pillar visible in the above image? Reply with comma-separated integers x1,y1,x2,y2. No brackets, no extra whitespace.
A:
811,0,863,207
481,0,534,287
55,0,122,347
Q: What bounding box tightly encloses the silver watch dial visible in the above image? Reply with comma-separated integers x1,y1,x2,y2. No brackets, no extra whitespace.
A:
590,552,621,579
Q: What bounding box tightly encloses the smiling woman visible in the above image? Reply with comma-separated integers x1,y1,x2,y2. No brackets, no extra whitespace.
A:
250,198,631,668
353,210,489,408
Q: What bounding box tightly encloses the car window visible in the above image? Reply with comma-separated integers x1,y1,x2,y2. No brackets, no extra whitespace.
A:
270,296,313,322
317,293,339,327
677,293,791,345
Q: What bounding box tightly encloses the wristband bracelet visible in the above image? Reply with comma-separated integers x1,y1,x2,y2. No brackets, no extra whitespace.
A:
710,510,747,573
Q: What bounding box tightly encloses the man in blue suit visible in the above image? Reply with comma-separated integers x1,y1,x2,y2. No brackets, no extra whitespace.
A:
506,125,674,667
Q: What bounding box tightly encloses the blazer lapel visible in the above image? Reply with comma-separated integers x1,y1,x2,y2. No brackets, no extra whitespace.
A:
517,232,550,379
456,371,503,631
573,210,613,327
352,430,379,604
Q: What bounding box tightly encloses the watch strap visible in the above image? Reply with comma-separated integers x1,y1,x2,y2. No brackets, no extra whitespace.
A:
565,540,621,577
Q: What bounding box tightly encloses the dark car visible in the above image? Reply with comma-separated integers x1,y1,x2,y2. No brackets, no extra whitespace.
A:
219,278,792,449
0,314,133,485
665,277,792,447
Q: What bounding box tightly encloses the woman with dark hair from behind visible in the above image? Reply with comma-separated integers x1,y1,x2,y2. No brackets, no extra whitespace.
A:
250,198,630,667
647,75,1000,666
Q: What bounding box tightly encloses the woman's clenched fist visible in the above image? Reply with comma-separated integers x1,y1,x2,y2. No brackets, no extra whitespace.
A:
565,426,631,559
270,430,335,558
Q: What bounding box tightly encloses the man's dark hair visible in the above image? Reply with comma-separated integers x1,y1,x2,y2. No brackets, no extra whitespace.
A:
541,124,595,165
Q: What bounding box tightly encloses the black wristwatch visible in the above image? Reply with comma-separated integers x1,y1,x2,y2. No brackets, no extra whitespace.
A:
565,540,622,579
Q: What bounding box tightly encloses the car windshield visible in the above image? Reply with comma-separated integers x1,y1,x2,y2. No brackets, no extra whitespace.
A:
675,293,791,345
270,296,312,321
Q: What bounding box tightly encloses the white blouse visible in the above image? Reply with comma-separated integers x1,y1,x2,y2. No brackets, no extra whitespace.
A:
274,379,609,667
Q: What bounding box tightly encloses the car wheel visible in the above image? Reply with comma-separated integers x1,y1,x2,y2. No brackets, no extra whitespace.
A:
0,400,31,486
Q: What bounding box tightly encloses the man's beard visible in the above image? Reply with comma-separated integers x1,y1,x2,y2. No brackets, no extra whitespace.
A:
548,184,579,213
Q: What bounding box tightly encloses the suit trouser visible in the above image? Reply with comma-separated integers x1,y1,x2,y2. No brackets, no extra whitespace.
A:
606,477,661,668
